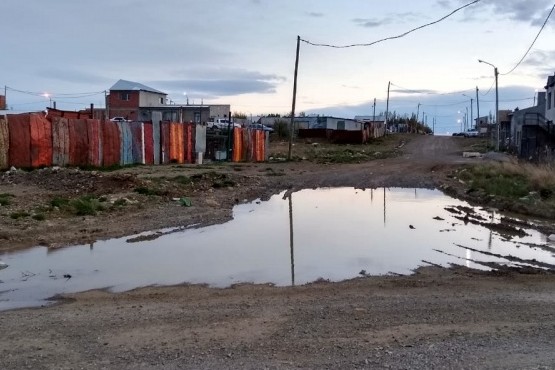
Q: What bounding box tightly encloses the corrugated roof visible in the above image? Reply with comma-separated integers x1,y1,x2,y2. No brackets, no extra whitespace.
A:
109,79,166,95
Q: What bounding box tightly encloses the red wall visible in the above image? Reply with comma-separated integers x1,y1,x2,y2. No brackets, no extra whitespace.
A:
108,91,140,120
0,95,6,110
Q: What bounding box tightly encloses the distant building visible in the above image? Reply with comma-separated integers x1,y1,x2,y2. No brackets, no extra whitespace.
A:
510,92,546,156
0,95,6,110
108,79,167,121
209,105,231,121
108,79,211,123
354,115,386,124
545,73,555,123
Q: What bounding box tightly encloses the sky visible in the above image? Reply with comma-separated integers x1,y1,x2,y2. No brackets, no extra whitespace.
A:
1,0,555,134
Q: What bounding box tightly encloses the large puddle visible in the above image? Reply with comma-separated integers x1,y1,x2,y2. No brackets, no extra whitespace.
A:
1,187,554,310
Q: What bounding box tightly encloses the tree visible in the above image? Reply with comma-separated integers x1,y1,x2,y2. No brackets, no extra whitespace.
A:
232,112,247,119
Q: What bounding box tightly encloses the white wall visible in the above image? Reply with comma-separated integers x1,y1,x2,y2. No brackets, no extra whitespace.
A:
326,118,362,131
139,92,166,107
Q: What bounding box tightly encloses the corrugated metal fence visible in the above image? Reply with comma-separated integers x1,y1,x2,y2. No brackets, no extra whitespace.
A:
0,113,267,169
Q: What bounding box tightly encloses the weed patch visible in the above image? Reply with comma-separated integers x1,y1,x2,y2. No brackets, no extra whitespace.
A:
134,186,166,196
0,193,14,206
10,211,30,220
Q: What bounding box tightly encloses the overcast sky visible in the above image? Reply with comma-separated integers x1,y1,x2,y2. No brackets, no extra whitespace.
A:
2,0,554,133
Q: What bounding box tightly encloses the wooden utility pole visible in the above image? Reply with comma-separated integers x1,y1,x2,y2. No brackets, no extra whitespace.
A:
288,36,301,160
475,86,480,129
372,98,376,125
385,82,390,133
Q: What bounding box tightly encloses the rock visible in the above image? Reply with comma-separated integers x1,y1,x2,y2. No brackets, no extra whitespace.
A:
409,225,415,229
10,166,17,172
548,234,555,242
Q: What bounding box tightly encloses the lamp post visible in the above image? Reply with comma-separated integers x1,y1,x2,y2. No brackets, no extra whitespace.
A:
42,93,52,108
462,93,474,130
478,59,499,151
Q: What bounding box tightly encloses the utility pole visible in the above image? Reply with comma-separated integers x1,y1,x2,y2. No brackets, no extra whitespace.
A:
288,35,300,160
470,98,473,131
372,98,376,125
416,103,421,123
385,81,390,134
433,117,435,135
3,85,6,110
476,86,480,128
494,66,499,151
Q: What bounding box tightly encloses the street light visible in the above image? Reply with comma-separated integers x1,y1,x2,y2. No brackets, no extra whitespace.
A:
478,59,499,151
462,93,474,130
42,93,52,108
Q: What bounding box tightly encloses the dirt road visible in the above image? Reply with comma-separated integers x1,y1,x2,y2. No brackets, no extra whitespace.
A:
1,135,555,369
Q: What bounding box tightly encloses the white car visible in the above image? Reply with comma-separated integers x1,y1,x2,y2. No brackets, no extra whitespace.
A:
209,119,240,130
110,116,129,122
464,130,479,137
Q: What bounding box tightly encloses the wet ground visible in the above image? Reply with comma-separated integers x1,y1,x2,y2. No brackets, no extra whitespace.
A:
1,187,553,311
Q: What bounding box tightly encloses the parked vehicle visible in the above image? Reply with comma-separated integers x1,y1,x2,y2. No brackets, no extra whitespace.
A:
464,129,479,137
209,119,240,130
249,123,274,132
110,116,129,122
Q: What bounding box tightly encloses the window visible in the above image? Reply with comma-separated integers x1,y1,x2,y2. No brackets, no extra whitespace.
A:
337,120,345,130
548,92,552,110
160,97,164,104
120,93,130,101
194,112,201,123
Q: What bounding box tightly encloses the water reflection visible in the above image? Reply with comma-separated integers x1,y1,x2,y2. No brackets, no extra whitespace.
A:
0,187,553,311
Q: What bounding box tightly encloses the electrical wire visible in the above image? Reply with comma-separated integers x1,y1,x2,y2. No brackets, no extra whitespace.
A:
5,86,105,98
301,0,481,48
500,2,555,76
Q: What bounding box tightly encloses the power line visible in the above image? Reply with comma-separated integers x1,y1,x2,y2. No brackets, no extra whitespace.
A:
300,0,481,48
5,86,105,98
500,2,555,76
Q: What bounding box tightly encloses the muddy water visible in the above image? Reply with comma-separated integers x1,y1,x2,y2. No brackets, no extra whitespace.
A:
1,187,553,310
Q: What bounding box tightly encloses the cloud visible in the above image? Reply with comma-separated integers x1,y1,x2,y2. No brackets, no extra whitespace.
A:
353,12,419,28
390,89,439,95
455,0,552,25
148,68,287,98
306,11,324,17
37,68,113,86
352,17,392,28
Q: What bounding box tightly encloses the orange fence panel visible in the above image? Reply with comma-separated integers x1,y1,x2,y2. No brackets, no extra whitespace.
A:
169,122,184,163
102,121,120,167
8,114,31,168
30,114,52,168
184,123,194,163
69,119,89,166
86,119,102,167
232,128,243,162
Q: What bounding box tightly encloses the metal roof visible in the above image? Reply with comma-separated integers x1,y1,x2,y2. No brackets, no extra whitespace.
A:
109,79,166,95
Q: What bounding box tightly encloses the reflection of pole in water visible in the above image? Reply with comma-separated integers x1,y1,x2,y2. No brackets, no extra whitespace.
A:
289,193,295,286
383,187,387,227
488,209,495,250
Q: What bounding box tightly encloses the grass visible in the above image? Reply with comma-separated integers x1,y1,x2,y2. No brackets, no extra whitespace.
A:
134,186,166,196
458,162,555,200
10,211,30,220
50,195,105,216
50,197,70,208
70,196,105,216
0,193,14,206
